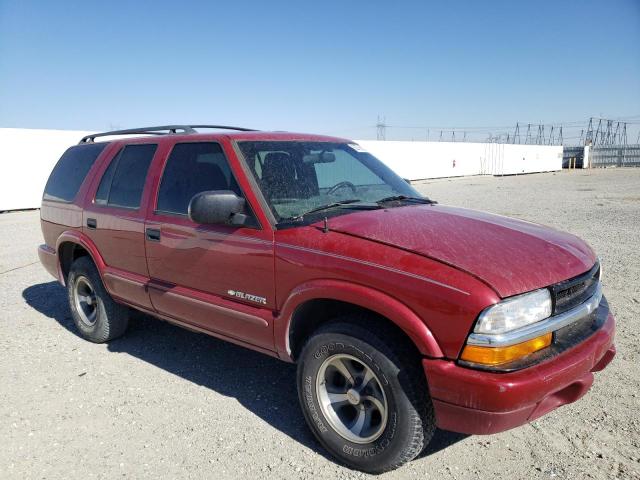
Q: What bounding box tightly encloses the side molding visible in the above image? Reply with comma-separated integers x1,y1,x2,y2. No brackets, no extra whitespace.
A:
275,279,444,361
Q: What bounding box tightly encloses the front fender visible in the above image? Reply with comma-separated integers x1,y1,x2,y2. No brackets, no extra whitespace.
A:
274,279,444,361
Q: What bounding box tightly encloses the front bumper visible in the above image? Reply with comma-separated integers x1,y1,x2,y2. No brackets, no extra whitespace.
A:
423,305,615,435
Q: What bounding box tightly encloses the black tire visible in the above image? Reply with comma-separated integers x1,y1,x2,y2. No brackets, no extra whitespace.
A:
296,318,435,473
67,256,128,343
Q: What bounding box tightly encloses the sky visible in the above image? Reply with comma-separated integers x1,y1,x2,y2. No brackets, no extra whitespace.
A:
1,0,639,143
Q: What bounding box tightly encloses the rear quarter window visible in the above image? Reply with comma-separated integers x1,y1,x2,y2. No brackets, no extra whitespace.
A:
94,143,157,209
43,143,108,202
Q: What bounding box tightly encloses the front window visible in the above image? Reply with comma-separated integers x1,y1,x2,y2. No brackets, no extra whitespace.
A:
237,141,422,222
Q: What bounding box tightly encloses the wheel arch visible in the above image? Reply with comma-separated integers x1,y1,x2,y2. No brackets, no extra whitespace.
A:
56,231,106,286
275,279,444,361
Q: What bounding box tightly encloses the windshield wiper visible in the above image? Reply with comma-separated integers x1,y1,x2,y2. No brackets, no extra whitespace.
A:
289,199,380,221
376,195,437,205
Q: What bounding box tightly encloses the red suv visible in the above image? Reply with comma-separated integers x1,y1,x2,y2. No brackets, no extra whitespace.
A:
38,125,615,473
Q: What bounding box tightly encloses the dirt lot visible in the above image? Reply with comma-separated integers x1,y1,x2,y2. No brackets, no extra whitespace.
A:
1,169,639,479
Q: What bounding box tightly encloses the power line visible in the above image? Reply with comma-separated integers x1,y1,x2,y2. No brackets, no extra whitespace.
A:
369,115,640,145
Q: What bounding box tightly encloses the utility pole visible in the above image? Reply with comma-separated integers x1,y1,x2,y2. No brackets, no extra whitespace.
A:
513,122,520,144
558,126,563,145
525,124,532,144
376,115,387,141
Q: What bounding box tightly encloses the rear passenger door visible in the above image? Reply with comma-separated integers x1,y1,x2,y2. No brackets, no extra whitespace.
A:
83,142,158,310
144,141,275,350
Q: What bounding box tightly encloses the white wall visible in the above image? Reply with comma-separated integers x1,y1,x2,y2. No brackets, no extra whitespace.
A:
356,140,563,180
0,129,563,211
0,128,92,211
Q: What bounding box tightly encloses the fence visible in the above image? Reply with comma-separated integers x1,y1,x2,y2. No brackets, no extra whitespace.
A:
589,145,640,167
563,146,585,168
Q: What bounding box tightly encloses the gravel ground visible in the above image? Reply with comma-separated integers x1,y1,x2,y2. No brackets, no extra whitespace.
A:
1,168,639,479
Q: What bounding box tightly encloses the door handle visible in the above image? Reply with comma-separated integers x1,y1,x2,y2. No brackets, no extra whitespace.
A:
146,228,161,242
86,218,97,229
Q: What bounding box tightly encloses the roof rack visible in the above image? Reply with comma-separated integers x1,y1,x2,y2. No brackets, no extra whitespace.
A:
79,124,258,143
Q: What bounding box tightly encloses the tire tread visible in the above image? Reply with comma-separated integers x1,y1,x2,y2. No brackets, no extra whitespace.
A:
67,256,128,343
300,314,436,473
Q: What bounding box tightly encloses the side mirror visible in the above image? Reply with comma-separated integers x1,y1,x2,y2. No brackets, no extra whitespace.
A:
188,190,247,226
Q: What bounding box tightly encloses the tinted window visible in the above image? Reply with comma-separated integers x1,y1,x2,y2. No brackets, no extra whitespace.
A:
95,144,156,209
157,142,241,215
95,152,118,205
43,143,108,202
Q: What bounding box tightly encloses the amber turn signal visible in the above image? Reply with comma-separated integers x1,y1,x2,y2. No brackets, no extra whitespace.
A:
460,332,552,366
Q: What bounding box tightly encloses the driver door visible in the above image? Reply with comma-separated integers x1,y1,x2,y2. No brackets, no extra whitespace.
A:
144,140,275,351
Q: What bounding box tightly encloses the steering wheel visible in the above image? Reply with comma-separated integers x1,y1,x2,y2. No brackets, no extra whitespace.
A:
326,181,357,196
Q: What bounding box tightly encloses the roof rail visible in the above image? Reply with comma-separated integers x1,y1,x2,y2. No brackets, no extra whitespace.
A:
189,125,257,132
79,124,258,144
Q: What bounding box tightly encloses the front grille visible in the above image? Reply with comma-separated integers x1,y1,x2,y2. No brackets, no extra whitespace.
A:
551,262,600,315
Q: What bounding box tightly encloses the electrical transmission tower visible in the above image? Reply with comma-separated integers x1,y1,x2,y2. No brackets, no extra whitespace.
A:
513,123,521,144
525,124,532,144
585,118,594,145
612,122,620,144
586,118,630,146
604,120,613,145
376,115,387,141
593,119,603,145
536,125,545,145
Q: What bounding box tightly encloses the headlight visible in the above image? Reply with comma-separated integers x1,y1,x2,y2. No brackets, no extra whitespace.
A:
474,288,552,334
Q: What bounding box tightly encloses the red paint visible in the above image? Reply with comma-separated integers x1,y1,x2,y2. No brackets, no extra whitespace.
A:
326,205,596,298
424,313,615,434
38,130,615,437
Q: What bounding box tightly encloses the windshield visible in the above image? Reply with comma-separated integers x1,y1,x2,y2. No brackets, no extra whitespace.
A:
236,141,422,222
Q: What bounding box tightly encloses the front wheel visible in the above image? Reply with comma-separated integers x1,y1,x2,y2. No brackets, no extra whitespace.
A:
297,319,435,473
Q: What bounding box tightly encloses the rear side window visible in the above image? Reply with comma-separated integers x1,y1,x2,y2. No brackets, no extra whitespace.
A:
156,142,241,215
43,143,108,202
95,144,157,209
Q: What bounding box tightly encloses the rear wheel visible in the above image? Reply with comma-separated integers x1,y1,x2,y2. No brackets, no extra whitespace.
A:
296,318,435,473
67,256,128,343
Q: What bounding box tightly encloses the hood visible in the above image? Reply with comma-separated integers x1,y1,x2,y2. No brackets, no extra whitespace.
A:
326,204,596,298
